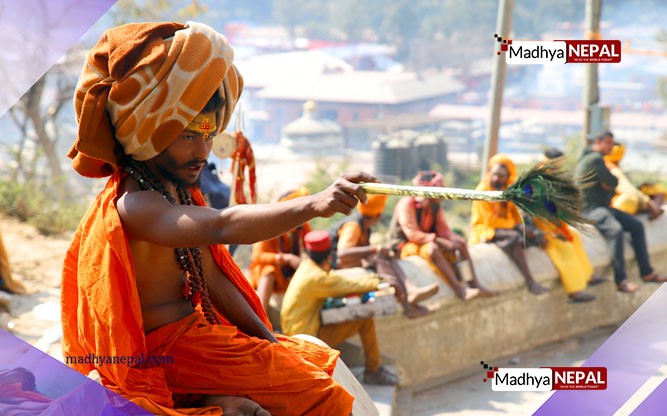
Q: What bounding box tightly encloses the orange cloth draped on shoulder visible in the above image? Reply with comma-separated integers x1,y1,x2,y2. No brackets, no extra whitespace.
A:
61,170,353,415
470,154,521,244
249,223,312,292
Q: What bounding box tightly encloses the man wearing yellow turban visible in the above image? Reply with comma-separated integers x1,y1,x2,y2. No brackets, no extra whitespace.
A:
330,194,439,318
62,22,379,416
250,187,311,313
394,171,497,299
470,156,549,295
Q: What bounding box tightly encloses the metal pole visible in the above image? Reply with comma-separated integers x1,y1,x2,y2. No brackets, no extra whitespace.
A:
482,0,514,177
582,0,601,149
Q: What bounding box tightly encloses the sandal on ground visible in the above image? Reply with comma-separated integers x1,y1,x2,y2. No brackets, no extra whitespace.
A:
527,281,549,295
618,280,640,293
641,273,667,284
587,275,608,286
363,367,399,386
568,292,596,303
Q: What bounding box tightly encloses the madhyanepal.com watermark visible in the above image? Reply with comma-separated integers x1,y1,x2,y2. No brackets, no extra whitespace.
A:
65,353,174,367
494,34,621,64
480,361,607,391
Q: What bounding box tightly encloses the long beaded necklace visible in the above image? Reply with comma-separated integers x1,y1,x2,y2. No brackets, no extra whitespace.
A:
123,159,220,325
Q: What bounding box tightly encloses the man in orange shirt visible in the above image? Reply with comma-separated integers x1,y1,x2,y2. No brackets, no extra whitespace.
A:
331,194,439,318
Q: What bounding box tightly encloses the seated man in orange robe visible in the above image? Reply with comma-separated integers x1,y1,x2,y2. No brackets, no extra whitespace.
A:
249,187,311,312
331,194,438,318
393,171,496,300
62,21,378,416
470,155,549,295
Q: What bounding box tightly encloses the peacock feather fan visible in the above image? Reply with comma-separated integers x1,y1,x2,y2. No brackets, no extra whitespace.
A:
360,159,590,230
502,159,590,229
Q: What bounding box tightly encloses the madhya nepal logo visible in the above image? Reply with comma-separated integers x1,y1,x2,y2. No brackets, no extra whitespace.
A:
480,361,607,392
494,34,621,64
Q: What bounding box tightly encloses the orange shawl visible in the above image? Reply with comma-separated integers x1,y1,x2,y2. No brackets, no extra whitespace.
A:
61,170,352,415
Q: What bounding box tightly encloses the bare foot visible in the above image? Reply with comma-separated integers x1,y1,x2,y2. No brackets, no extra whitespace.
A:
568,291,596,303
587,275,608,286
473,286,499,297
527,281,549,295
454,287,480,300
618,280,640,293
403,303,431,319
363,367,399,386
200,395,271,416
406,283,440,305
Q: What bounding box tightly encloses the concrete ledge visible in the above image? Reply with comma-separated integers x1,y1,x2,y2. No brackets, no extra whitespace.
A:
340,210,667,392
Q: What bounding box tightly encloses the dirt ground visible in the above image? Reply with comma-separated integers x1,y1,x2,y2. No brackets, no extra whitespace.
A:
1,214,69,359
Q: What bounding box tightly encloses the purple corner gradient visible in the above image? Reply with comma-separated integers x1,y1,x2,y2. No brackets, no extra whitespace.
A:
630,377,667,416
0,0,117,118
534,284,667,415
0,329,152,415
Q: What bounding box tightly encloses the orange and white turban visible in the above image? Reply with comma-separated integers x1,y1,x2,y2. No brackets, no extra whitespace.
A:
69,21,243,178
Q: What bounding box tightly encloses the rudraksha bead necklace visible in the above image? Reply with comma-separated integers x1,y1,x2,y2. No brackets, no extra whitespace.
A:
123,159,220,325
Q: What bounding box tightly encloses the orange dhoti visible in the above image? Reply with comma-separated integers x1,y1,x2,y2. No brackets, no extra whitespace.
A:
145,312,352,415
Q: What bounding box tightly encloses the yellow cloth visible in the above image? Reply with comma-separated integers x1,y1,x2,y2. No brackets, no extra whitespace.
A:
470,184,522,244
604,143,625,164
399,241,455,281
640,183,667,197
535,220,592,294
281,259,380,337
606,163,650,214
470,154,521,244
70,21,243,178
318,318,381,372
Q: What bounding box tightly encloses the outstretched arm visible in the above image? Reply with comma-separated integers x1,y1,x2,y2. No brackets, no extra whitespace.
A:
117,172,378,248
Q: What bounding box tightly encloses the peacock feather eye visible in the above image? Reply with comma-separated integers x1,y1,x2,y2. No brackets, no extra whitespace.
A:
544,200,557,214
523,185,534,196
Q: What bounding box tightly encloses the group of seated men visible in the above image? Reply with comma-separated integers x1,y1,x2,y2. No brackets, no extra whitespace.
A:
248,131,667,388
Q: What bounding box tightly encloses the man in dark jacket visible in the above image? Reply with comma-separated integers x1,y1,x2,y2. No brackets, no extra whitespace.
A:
574,131,665,293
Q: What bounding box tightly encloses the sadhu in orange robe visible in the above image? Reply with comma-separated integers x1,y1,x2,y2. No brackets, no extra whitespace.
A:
61,170,353,416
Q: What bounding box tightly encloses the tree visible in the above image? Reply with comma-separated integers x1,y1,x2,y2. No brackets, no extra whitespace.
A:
2,0,204,192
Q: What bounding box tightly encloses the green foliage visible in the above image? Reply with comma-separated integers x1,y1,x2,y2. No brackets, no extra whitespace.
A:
0,179,88,236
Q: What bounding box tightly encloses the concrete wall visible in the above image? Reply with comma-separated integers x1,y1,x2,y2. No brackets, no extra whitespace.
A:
340,211,667,392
